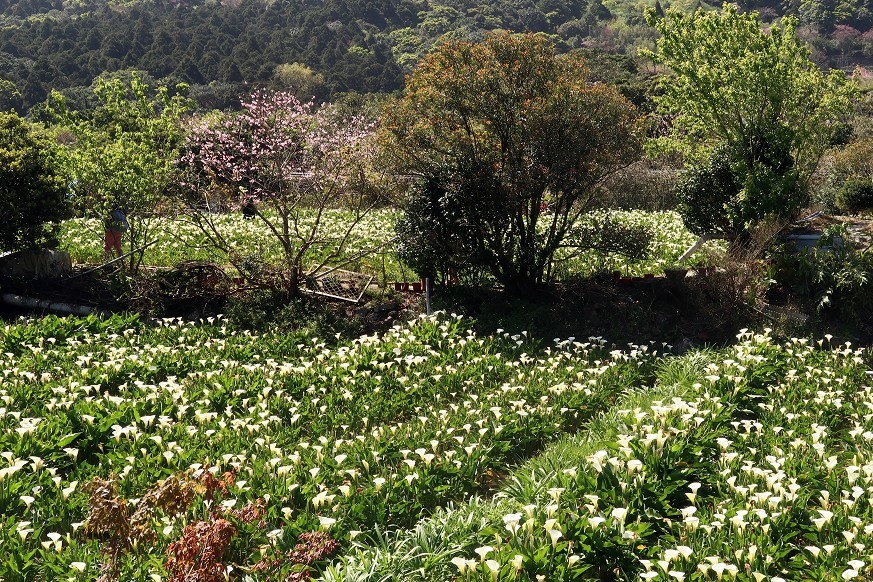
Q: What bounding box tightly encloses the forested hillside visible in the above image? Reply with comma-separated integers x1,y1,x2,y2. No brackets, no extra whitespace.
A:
2,0,873,112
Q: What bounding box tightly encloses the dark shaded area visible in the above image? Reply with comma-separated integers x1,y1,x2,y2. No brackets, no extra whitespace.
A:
0,265,124,320
0,264,405,340
3,259,872,347
430,270,873,348
429,274,754,349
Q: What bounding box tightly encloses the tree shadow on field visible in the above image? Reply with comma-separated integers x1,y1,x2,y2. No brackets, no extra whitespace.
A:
0,261,414,341
11,265,868,350
429,275,758,350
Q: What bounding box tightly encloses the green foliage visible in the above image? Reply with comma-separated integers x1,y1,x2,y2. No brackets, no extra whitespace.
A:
383,32,643,295
7,0,873,122
48,72,193,268
574,48,658,112
566,213,653,262
820,137,873,211
224,289,364,338
271,62,327,102
674,149,741,239
770,227,873,321
645,4,855,168
835,177,873,213
676,144,804,239
645,4,856,240
394,178,487,284
0,111,69,252
0,0,590,113
0,78,23,112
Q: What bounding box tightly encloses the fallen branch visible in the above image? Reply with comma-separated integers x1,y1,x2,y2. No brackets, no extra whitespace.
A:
66,240,160,280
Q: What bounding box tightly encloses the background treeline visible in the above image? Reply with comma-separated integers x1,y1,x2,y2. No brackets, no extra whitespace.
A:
0,0,620,112
7,0,873,114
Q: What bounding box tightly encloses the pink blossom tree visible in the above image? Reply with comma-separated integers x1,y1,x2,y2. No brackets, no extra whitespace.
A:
178,90,382,293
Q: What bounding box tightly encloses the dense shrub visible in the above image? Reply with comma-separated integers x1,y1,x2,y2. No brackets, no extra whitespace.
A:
676,143,804,242
394,179,488,285
596,158,679,211
568,215,653,261
382,33,642,295
769,226,873,327
835,177,873,213
0,111,69,252
819,138,873,212
675,146,744,239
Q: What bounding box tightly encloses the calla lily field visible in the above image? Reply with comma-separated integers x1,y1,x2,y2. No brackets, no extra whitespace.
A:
57,210,724,281
1,308,872,581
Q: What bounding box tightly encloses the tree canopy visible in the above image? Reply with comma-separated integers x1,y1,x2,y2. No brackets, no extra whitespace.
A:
4,0,873,115
0,111,68,252
645,4,856,240
49,73,193,268
382,32,642,294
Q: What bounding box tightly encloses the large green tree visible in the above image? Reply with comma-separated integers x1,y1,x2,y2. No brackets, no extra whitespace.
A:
644,4,856,241
0,111,68,252
50,73,193,269
382,32,643,294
